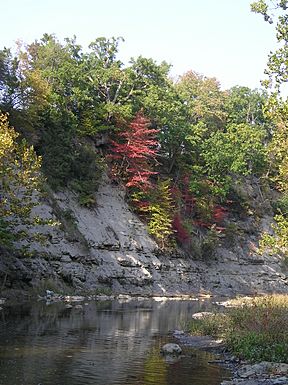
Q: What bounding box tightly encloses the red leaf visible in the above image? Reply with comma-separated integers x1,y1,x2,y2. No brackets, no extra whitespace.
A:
110,112,159,190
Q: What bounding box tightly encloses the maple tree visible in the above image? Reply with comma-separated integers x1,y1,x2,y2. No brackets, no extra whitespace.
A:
110,112,159,190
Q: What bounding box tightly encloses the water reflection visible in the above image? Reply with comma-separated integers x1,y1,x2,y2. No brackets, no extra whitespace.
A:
0,299,230,385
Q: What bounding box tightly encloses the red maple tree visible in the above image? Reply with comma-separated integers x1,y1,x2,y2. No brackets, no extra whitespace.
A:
110,112,159,190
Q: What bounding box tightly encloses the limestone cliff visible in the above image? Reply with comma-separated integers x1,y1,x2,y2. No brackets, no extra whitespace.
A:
0,175,287,297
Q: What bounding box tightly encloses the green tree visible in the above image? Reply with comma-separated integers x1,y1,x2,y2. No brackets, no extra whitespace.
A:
252,0,288,259
175,70,228,173
176,70,227,132
0,113,43,247
204,123,267,174
251,0,288,90
225,86,270,128
0,48,22,111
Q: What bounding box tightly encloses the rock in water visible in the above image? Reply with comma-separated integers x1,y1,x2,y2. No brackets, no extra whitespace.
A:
160,343,182,355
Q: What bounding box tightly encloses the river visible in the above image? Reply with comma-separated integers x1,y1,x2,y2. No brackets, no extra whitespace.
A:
0,297,231,385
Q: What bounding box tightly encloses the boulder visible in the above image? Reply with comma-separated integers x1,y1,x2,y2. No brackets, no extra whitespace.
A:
160,343,182,355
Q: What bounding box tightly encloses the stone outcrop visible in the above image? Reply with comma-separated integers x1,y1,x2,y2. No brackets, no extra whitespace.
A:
0,175,287,297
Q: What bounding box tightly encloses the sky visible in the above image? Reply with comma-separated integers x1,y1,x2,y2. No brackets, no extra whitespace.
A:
0,0,278,90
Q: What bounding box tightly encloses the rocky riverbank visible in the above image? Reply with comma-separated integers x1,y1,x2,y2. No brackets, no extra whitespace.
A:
173,331,288,385
222,362,288,385
173,302,288,385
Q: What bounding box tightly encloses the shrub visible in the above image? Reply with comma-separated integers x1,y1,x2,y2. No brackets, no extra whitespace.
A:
227,332,288,362
274,193,288,216
259,213,288,262
227,296,288,362
133,179,174,248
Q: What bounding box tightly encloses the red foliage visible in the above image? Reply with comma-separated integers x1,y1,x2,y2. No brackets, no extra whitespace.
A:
193,220,225,233
193,219,211,228
170,185,182,203
110,112,159,190
181,174,195,215
212,205,227,223
171,175,195,216
193,205,227,232
132,199,150,210
172,213,190,244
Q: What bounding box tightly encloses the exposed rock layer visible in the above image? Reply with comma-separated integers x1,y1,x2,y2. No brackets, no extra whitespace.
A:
1,176,287,296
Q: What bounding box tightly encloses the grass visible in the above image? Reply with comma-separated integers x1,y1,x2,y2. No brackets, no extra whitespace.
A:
189,312,229,337
187,294,288,363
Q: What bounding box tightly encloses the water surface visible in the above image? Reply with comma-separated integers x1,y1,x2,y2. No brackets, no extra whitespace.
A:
0,298,231,385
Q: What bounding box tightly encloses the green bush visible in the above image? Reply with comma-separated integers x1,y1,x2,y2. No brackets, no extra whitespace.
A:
0,218,15,248
227,296,288,362
274,193,288,216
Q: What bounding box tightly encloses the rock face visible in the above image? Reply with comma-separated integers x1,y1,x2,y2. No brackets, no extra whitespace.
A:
1,175,288,296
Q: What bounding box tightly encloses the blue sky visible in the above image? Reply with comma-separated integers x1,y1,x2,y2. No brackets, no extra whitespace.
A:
1,0,277,90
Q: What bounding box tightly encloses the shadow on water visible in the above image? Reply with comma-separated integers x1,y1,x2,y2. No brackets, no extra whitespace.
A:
0,298,231,385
